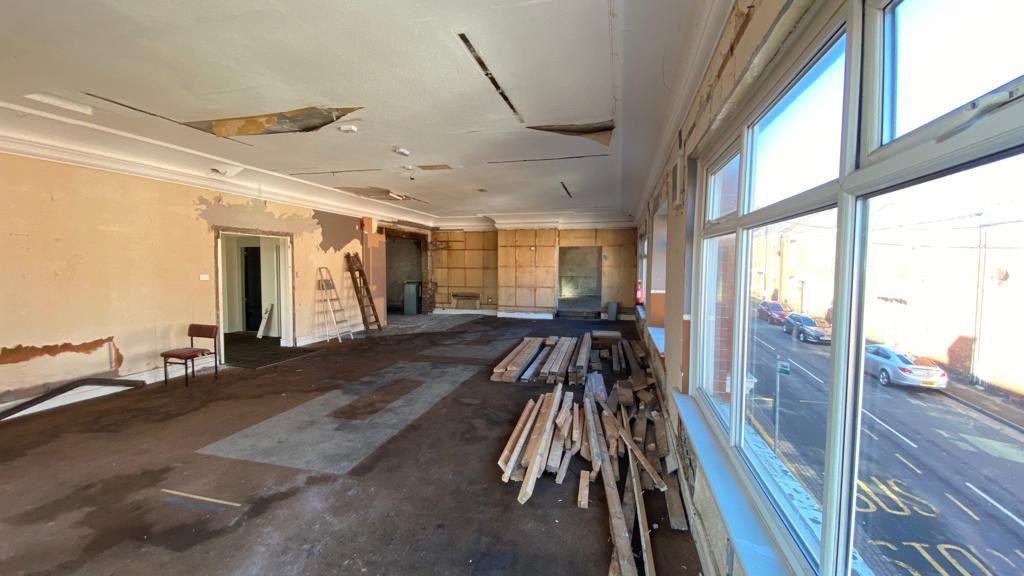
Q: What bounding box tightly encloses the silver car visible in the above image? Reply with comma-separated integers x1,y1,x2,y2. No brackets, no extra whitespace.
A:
863,345,948,389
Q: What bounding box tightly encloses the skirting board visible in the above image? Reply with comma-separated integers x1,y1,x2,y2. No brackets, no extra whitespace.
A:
497,311,555,320
432,308,497,316
117,354,222,386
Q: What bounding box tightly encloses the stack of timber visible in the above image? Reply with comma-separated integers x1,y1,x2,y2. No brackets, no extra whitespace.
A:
496,363,690,576
568,331,592,385
491,337,544,382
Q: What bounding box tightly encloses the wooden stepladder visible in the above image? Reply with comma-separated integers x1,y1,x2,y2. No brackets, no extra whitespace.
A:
344,252,383,331
316,267,354,342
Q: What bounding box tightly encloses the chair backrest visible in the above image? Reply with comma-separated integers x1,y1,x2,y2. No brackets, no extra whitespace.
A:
188,324,218,339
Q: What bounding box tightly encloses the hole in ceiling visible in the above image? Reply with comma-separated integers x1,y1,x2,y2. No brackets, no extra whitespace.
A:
336,186,430,205
458,32,523,123
417,164,452,171
560,181,573,199
487,153,610,165
84,92,257,147
528,120,615,146
185,106,361,137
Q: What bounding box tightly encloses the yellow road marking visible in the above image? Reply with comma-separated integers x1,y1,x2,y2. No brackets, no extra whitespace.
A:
160,488,242,508
945,493,979,521
895,452,922,474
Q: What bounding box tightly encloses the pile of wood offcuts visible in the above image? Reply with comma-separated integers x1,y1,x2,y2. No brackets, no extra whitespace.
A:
494,330,688,576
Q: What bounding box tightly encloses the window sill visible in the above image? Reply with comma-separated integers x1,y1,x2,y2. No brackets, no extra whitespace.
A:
672,392,790,576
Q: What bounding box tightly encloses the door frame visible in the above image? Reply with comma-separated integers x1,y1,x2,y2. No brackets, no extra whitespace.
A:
214,227,296,364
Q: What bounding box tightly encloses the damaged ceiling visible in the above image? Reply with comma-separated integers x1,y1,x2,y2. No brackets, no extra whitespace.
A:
0,0,726,226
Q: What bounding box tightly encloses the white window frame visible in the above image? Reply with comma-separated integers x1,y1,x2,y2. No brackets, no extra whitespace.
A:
686,0,1024,574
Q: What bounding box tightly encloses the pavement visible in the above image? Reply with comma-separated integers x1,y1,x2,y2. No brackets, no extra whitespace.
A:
741,319,1024,576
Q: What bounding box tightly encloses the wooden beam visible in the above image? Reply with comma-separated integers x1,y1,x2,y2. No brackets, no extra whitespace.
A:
653,410,669,459
501,396,544,482
598,400,668,492
577,471,590,509
555,451,572,484
518,384,563,503
585,398,638,576
625,411,656,576
498,397,537,473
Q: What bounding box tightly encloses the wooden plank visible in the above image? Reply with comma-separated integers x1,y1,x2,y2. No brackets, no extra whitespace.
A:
598,400,668,492
664,473,689,531
546,428,566,473
577,471,590,509
545,335,559,347
518,384,563,503
585,398,638,576
498,398,537,472
501,396,544,482
555,451,572,484
555,392,573,433
580,409,592,462
626,412,657,576
534,390,565,480
632,402,649,443
629,338,646,360
617,384,635,407
611,342,621,373
635,389,655,405
493,338,529,375
571,403,582,452
653,411,669,459
621,340,646,390
520,393,552,470
521,346,551,382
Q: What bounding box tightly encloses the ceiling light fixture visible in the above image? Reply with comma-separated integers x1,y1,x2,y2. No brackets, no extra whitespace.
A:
337,125,358,133
392,146,411,157
387,191,407,200
24,93,93,115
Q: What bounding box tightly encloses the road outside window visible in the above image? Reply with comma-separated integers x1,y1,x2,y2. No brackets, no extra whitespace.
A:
853,154,1024,576
699,234,736,424
741,208,838,561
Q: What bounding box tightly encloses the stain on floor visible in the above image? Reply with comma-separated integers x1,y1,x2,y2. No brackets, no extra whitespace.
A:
0,317,703,575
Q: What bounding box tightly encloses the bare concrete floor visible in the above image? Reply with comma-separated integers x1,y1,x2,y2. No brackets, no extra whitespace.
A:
0,317,702,575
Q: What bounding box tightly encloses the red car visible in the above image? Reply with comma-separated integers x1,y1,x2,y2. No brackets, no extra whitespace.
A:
757,301,790,325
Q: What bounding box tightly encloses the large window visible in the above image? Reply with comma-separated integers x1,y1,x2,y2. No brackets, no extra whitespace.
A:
699,234,737,422
884,0,1024,140
743,209,838,559
686,1,1024,575
749,36,846,211
853,154,1024,576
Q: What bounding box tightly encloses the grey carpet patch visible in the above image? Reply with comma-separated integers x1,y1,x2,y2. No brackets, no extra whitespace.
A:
377,313,483,336
198,362,479,475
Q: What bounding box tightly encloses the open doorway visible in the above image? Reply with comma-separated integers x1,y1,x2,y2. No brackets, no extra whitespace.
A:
217,232,301,369
383,228,427,322
558,246,602,318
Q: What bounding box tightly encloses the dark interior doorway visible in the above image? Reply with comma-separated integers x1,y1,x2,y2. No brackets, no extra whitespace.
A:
242,246,262,331
558,246,602,317
384,232,425,315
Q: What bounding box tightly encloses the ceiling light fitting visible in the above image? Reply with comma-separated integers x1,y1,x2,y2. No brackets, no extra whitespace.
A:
392,146,411,157
337,125,358,133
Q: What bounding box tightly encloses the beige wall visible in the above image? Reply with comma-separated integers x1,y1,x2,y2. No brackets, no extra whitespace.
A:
0,153,366,398
432,231,498,309
498,229,558,313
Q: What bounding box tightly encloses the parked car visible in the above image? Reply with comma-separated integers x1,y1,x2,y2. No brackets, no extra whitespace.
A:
757,301,789,325
783,314,832,344
864,345,948,389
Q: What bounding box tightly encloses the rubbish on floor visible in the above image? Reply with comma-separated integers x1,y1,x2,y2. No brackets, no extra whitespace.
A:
494,332,689,575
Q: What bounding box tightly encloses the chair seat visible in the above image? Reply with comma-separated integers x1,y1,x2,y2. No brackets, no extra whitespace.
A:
161,347,212,360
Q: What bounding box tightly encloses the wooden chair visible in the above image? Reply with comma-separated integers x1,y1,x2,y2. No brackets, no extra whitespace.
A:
160,324,219,386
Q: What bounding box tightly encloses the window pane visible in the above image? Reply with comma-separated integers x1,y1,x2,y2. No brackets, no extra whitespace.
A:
708,154,740,220
853,154,1024,576
750,36,845,211
886,0,1024,140
742,208,838,563
699,234,737,422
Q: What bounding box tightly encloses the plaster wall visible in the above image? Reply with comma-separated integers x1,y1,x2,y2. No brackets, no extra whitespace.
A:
0,153,366,398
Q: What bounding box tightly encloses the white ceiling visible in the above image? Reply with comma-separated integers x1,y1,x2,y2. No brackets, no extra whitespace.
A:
0,0,728,228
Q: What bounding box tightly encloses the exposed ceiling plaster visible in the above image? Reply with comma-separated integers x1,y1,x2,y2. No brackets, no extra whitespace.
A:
0,0,724,228
185,106,361,137
528,120,615,146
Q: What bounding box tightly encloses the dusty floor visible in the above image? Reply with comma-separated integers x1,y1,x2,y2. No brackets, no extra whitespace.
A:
0,317,702,576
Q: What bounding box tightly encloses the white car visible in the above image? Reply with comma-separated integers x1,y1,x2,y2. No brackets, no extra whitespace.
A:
864,345,948,389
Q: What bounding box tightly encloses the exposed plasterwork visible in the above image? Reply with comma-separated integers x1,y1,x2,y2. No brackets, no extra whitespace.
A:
185,106,361,137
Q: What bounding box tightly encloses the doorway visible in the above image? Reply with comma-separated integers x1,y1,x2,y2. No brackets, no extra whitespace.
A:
558,246,602,317
383,229,427,322
218,232,302,369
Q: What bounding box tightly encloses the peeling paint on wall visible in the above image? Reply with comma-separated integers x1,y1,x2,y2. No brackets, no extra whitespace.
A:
0,337,123,370
312,210,361,253
185,106,361,137
195,196,318,235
